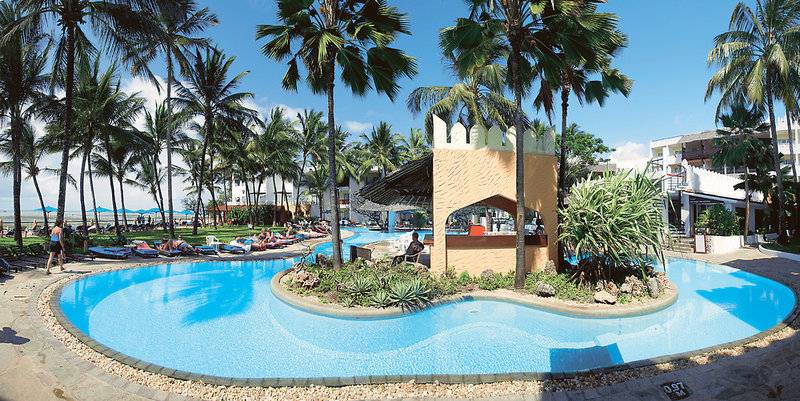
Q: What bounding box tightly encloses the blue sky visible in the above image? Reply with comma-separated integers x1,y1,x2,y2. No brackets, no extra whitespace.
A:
177,0,741,157
3,0,754,211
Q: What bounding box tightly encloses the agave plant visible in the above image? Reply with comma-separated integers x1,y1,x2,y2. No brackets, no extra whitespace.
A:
343,274,375,298
559,168,666,283
370,290,392,308
388,279,431,309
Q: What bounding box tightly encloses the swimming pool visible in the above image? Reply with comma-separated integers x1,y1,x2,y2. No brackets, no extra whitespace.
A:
57,229,796,379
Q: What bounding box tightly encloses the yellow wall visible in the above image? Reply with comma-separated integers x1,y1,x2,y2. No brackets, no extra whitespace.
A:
430,148,558,275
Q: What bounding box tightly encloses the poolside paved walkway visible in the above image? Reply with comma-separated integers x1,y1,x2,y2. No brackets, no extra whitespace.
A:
1,246,799,401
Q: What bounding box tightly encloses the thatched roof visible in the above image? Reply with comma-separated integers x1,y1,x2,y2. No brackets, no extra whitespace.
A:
357,154,433,210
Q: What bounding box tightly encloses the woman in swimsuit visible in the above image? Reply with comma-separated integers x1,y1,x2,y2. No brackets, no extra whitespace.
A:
46,220,65,274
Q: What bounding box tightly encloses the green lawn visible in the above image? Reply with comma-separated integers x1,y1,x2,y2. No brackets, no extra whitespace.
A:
0,225,283,248
762,241,800,254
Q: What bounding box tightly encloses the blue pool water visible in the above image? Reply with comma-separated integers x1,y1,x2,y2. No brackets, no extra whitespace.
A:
59,229,796,378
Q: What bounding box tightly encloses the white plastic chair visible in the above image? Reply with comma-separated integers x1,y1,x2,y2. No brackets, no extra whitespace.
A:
206,235,224,251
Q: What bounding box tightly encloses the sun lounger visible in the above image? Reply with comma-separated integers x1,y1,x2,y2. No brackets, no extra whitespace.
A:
194,245,217,255
88,247,130,260
219,244,245,254
131,241,160,258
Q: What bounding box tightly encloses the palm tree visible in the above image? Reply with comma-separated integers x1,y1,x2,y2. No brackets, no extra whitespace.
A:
706,0,800,244
0,122,65,235
443,0,554,287
305,160,330,219
533,2,631,210
95,137,141,231
10,0,155,225
293,109,326,216
712,104,771,237
126,0,217,237
173,47,259,235
0,0,50,249
257,0,417,268
407,52,518,139
358,121,401,178
141,102,190,228
399,128,431,162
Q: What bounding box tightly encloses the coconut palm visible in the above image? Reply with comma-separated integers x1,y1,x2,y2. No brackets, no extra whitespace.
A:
706,0,800,243
443,0,556,287
9,0,155,224
94,137,142,230
399,128,431,162
293,109,326,215
257,0,417,268
305,160,330,219
0,0,51,248
407,52,519,139
533,2,631,210
173,47,259,234
126,0,217,237
712,104,771,237
358,121,401,177
0,122,67,236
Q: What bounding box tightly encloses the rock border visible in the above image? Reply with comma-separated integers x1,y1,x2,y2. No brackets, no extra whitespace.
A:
41,250,800,393
272,269,679,319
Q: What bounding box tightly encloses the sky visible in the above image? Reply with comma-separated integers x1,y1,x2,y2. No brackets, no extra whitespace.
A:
0,0,750,212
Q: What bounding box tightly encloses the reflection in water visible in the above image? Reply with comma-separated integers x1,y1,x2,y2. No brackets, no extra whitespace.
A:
58,233,796,378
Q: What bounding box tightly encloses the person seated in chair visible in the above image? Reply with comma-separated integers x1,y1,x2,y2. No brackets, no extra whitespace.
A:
393,232,425,265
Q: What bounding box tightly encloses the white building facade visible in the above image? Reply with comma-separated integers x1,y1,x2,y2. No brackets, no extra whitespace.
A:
648,115,800,236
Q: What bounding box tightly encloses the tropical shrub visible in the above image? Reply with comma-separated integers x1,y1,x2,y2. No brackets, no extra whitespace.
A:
559,169,666,282
524,271,594,302
695,205,740,236
476,272,514,290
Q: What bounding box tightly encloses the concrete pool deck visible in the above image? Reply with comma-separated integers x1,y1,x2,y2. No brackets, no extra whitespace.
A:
1,246,799,400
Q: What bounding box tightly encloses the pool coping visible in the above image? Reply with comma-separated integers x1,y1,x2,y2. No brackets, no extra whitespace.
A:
42,253,800,388
270,268,680,319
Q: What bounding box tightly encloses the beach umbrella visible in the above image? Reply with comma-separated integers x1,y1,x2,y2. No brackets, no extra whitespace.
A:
34,206,58,213
116,208,136,214
133,209,147,214
145,207,161,214
177,209,194,215
88,207,112,213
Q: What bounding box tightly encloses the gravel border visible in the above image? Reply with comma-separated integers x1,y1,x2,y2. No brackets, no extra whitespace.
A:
35,252,800,400
271,268,679,319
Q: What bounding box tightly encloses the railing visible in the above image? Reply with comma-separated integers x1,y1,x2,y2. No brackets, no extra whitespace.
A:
665,166,687,192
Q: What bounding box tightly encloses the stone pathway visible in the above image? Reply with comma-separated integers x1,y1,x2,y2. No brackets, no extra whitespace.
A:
1,247,799,401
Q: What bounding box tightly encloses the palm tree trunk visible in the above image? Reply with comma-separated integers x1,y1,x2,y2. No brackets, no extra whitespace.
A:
193,113,212,235
509,47,526,288
244,177,253,227
295,156,308,216
118,175,128,230
557,81,572,271
153,157,167,230
766,80,788,244
88,155,99,229
208,150,218,229
272,174,279,225
166,50,176,238
11,115,22,249
744,166,751,238
32,175,49,237
327,59,343,268
56,24,76,224
79,150,89,251
785,106,800,239
104,139,121,237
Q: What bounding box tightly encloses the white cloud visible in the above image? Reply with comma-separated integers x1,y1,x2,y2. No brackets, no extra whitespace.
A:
344,120,373,133
609,141,650,171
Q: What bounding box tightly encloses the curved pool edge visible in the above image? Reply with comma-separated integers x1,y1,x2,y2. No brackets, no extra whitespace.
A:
271,268,680,319
42,254,800,388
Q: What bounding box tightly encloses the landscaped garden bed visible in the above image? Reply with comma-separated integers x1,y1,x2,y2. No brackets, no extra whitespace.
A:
278,258,675,317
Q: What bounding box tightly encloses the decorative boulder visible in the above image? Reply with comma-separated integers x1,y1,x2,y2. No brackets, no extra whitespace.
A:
647,277,661,298
535,282,556,297
619,282,633,294
624,275,645,297
542,260,557,275
480,269,495,280
605,282,619,296
594,290,617,305
302,275,320,289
